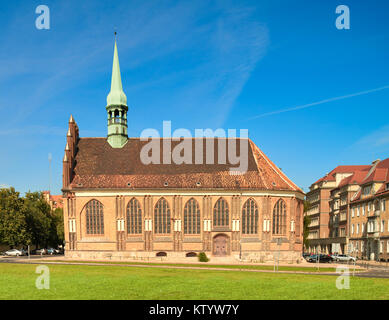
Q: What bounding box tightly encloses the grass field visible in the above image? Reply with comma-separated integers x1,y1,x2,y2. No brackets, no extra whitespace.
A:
44,259,339,273
0,263,388,300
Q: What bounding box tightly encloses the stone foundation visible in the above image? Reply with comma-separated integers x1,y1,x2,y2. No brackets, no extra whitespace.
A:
65,250,303,264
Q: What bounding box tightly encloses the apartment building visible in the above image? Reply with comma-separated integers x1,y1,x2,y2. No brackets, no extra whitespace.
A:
305,165,371,254
349,158,389,261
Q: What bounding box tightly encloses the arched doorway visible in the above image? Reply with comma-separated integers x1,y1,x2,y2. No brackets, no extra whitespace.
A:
213,234,229,256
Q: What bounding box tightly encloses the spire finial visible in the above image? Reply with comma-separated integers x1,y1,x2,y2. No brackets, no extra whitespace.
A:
106,36,127,107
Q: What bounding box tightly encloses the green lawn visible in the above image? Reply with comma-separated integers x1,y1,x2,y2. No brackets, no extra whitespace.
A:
45,259,339,273
0,263,388,300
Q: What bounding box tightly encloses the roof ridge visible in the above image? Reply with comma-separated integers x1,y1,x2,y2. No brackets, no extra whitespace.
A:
249,140,301,192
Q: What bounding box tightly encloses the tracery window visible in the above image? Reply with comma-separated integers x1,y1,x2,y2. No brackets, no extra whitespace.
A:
213,198,229,227
127,198,142,234
272,199,286,235
154,198,171,234
242,198,258,234
85,200,104,235
184,198,200,234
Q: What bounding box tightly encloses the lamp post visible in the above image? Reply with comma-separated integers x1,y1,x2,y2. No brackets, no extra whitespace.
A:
239,238,242,261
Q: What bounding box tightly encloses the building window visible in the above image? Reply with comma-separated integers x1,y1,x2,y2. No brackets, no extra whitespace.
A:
242,198,259,234
154,198,171,234
351,224,354,235
363,185,372,195
85,199,104,235
381,220,385,233
184,198,200,234
380,241,383,254
213,198,229,227
126,198,142,234
357,224,359,234
272,199,286,235
381,200,386,212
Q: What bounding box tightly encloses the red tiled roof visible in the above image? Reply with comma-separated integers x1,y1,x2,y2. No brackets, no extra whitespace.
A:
350,158,389,202
338,170,370,188
313,165,371,185
68,138,303,192
362,158,389,184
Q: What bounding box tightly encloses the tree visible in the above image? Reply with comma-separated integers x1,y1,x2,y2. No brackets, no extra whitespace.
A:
23,192,52,249
0,188,31,247
50,207,64,246
303,200,311,251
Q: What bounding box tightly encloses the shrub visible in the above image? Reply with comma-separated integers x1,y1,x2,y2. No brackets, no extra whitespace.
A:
198,252,209,262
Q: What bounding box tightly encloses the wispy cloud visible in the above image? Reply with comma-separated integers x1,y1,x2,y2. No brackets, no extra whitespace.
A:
0,1,269,131
349,125,389,151
247,84,389,120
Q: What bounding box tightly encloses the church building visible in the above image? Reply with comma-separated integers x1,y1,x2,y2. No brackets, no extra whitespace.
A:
62,40,305,262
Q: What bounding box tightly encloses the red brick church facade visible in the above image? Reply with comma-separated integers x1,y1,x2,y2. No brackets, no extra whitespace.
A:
62,40,304,262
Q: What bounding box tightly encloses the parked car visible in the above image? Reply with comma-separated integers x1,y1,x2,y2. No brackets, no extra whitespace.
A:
307,254,333,263
47,248,60,255
332,254,356,262
303,253,314,261
5,249,27,256
35,248,47,255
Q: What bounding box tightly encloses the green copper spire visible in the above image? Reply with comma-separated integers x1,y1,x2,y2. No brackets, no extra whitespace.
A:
107,40,127,106
106,36,129,148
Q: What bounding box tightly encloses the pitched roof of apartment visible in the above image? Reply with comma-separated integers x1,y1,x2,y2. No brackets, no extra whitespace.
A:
350,158,389,202
69,137,303,192
313,165,371,185
337,170,370,188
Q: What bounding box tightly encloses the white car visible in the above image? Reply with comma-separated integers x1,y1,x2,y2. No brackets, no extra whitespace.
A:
332,254,356,262
5,249,26,256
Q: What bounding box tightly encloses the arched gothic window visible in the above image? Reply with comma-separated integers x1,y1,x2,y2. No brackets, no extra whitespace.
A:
213,198,229,227
273,199,286,235
127,198,142,234
154,198,171,234
184,198,200,234
242,198,258,234
85,200,104,235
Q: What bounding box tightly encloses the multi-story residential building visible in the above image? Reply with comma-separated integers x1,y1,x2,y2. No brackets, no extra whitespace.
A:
305,165,371,254
349,159,389,261
43,190,64,210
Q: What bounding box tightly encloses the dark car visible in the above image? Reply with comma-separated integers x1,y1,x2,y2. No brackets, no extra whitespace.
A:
303,252,314,260
307,254,333,263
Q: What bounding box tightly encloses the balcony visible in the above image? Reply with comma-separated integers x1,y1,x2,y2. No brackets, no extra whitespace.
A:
306,206,319,216
339,213,347,222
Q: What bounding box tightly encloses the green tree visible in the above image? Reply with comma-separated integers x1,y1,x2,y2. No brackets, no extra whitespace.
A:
50,207,64,246
0,188,31,247
23,192,52,248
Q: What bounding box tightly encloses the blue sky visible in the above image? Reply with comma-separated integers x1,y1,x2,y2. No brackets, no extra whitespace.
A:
0,0,388,194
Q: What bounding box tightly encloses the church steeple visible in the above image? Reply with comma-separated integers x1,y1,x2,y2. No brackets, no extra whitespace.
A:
106,35,128,148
